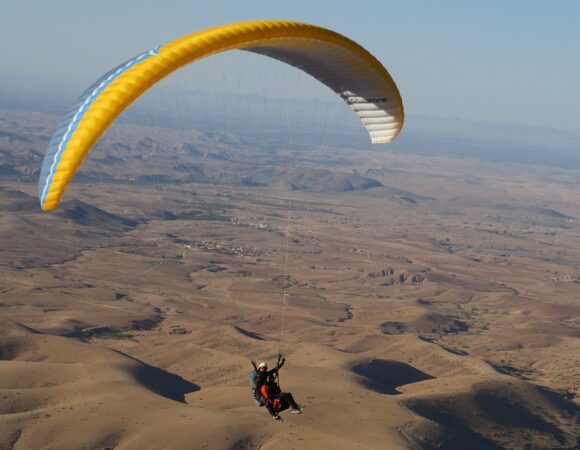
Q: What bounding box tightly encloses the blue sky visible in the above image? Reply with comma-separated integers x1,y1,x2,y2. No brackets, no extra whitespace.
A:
1,0,579,131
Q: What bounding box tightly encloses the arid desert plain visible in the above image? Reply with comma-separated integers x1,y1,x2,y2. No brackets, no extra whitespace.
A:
0,109,579,449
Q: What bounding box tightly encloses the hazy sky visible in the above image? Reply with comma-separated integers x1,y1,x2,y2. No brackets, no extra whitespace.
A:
1,0,579,131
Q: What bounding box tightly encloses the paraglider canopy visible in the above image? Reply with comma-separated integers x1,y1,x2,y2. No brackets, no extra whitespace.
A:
39,20,404,211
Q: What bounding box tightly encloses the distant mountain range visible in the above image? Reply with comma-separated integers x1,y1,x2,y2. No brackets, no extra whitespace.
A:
1,72,579,169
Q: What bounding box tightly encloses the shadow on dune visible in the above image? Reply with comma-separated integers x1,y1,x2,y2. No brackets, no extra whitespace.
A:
352,359,434,395
405,399,504,450
230,437,261,450
113,350,200,403
474,392,565,441
0,339,27,361
0,321,199,404
233,326,265,341
404,382,579,450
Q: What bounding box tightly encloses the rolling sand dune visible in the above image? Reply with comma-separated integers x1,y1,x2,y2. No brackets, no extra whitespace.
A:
0,321,415,449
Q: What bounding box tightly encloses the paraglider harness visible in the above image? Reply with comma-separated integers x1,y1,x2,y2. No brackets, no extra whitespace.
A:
250,353,284,407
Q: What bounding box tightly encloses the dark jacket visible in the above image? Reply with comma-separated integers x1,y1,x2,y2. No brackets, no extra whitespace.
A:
255,358,285,388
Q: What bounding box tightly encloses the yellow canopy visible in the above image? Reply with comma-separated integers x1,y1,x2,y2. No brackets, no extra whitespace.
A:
39,20,404,211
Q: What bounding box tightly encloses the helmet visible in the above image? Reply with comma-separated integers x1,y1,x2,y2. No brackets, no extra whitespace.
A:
258,362,268,370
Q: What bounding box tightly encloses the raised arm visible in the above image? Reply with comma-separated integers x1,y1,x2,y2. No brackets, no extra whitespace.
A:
275,354,286,371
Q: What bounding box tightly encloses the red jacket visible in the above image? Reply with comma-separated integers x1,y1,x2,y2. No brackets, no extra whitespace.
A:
261,384,281,410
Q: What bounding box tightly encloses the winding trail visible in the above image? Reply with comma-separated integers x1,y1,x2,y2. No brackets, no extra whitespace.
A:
396,399,422,450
